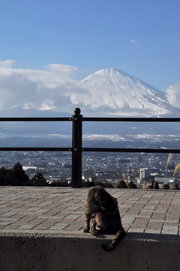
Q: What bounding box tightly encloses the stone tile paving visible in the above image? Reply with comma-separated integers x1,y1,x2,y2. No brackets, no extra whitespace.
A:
0,186,179,235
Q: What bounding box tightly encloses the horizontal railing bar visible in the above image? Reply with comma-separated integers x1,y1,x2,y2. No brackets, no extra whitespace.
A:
0,117,179,122
0,117,72,122
83,148,180,153
0,147,179,153
0,147,72,152
83,117,180,122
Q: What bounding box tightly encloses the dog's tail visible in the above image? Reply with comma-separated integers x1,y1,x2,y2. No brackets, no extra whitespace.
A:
101,228,126,252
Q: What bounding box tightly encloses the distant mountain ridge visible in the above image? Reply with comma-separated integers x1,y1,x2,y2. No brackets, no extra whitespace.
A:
79,68,173,117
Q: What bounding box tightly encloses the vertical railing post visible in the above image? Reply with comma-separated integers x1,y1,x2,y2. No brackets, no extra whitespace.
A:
72,108,82,188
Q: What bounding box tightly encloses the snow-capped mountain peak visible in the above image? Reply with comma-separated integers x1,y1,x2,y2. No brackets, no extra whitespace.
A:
79,68,172,116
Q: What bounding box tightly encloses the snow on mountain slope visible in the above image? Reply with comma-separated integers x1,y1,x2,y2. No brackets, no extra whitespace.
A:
78,68,172,116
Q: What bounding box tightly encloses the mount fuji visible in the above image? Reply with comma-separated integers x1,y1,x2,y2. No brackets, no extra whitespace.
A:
79,68,173,117
0,67,179,146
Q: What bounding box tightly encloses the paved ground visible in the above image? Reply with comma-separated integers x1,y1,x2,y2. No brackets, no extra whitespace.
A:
0,186,179,235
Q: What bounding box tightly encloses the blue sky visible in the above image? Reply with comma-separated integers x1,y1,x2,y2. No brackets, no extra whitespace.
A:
0,0,179,90
0,0,179,117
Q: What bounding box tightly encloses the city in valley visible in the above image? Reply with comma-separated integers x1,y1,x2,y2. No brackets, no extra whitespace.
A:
0,107,179,189
0,151,179,189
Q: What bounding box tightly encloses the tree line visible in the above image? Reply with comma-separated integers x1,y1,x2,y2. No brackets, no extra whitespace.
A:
0,162,47,186
0,162,138,188
0,162,177,189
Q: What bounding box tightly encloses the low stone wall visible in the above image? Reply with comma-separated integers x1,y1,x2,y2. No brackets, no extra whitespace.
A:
0,231,179,271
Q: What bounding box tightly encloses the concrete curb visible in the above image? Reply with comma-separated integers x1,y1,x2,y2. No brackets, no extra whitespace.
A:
0,231,179,271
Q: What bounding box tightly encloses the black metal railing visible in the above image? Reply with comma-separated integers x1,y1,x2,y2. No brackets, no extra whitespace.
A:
0,108,180,187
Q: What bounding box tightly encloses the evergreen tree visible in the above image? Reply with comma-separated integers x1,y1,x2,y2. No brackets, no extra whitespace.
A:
10,162,30,185
127,180,137,188
0,167,9,185
162,183,169,190
31,172,47,186
117,180,128,188
149,180,159,189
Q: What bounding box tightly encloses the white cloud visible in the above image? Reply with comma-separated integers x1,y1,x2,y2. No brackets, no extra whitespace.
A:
83,134,125,141
129,39,139,47
0,60,81,113
0,59,15,67
165,83,180,108
44,64,78,73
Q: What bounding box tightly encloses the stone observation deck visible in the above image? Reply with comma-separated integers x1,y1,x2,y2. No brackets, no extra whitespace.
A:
0,187,179,234
0,187,180,271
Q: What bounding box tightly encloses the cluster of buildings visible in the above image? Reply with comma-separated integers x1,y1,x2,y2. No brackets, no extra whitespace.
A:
82,153,180,189
0,151,179,189
139,167,179,189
